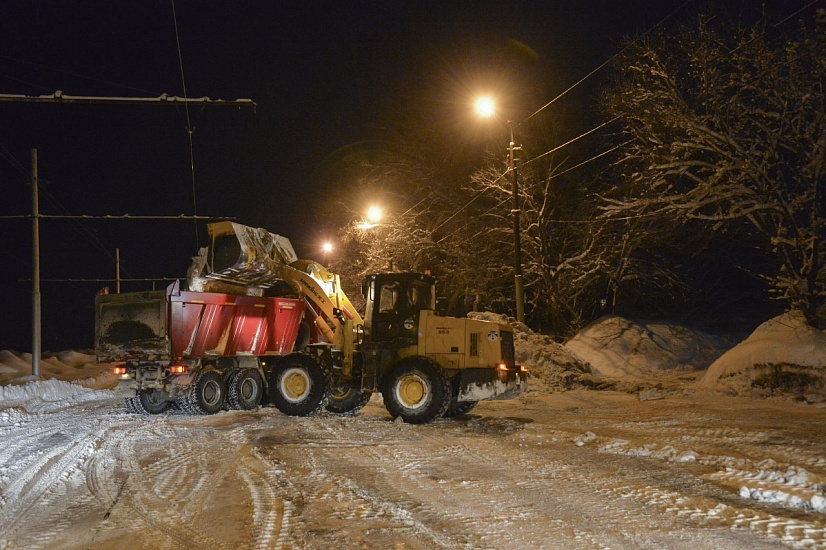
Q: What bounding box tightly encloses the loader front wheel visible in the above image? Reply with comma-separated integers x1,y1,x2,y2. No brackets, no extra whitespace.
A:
382,362,451,424
226,368,264,410
269,355,331,416
326,386,372,415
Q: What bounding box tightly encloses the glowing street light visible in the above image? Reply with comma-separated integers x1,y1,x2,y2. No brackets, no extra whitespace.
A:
475,96,495,119
366,205,383,224
321,241,333,265
475,95,525,324
356,205,384,230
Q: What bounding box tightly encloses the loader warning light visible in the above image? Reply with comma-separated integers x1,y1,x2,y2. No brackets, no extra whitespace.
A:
169,364,187,375
113,365,127,376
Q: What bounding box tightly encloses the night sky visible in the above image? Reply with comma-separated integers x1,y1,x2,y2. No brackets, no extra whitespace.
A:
0,1,808,351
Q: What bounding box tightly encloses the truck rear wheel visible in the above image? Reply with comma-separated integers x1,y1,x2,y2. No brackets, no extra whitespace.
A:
177,370,226,415
137,389,171,414
382,361,451,424
269,355,331,416
326,386,372,415
226,368,264,410
125,390,169,415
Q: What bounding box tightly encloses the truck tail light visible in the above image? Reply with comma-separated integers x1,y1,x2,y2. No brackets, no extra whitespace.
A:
169,364,187,374
113,365,127,376
497,362,509,371
520,365,528,373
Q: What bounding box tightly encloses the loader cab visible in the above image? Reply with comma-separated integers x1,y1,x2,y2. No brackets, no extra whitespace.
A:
362,273,436,343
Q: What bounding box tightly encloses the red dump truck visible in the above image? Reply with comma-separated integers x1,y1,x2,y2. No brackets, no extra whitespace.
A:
96,280,312,415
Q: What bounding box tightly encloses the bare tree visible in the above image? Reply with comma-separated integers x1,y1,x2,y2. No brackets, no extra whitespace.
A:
601,14,826,326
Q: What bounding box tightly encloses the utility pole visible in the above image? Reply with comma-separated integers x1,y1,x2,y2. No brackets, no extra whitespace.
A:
508,122,525,324
116,248,121,294
31,149,41,378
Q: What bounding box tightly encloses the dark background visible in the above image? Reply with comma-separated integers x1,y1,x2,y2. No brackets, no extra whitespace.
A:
0,1,805,351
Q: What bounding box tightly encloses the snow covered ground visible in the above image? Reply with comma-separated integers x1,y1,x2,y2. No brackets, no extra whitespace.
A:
1,312,825,548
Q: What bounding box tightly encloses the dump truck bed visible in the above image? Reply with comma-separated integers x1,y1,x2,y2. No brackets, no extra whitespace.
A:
95,281,306,363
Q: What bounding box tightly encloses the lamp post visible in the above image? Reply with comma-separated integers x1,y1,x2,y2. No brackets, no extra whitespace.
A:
476,97,525,324
322,241,333,266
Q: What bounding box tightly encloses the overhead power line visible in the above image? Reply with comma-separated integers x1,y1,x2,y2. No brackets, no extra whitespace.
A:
524,0,697,122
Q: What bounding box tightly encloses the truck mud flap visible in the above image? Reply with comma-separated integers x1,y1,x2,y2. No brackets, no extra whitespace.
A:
456,368,527,403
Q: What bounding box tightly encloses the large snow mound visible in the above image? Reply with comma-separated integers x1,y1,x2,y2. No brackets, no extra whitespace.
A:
699,311,826,398
468,312,592,393
562,316,731,381
0,349,116,389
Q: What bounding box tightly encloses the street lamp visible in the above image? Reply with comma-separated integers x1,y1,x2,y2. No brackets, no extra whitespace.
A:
357,205,384,230
322,241,333,265
475,96,525,324
366,205,383,224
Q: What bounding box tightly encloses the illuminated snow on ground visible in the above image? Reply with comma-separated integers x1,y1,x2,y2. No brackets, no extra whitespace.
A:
1,313,824,548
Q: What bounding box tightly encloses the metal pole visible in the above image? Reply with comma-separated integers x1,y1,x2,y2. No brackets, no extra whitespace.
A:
116,248,121,294
508,124,525,324
31,149,41,378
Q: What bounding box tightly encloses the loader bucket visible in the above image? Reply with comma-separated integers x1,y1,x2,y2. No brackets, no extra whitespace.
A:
202,221,298,288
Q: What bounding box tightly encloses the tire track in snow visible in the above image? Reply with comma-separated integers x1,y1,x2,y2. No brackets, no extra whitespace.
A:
0,421,110,546
104,422,235,549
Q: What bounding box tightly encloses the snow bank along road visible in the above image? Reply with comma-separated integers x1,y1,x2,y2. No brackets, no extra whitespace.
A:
1,384,825,549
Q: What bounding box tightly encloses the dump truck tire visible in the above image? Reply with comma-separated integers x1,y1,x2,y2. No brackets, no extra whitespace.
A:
269,355,331,416
177,370,226,415
326,386,372,415
138,389,171,414
382,361,451,424
226,368,264,410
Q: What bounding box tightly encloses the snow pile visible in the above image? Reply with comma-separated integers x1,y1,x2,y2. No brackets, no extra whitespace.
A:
0,349,117,389
0,378,114,414
562,316,731,382
467,312,592,393
698,311,826,399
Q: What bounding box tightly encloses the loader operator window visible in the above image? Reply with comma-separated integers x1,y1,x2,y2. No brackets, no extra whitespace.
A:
379,282,401,313
408,280,435,310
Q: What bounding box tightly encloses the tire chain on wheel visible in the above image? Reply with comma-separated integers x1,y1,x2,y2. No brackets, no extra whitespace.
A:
124,396,147,414
176,370,226,415
226,368,264,410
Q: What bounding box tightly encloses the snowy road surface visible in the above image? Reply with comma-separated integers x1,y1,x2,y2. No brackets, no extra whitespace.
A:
1,383,825,549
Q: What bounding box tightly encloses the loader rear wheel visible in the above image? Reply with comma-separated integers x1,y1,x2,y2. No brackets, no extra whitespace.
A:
226,368,264,410
269,355,331,416
138,389,171,414
443,399,477,418
178,370,226,415
326,386,372,415
382,361,451,424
